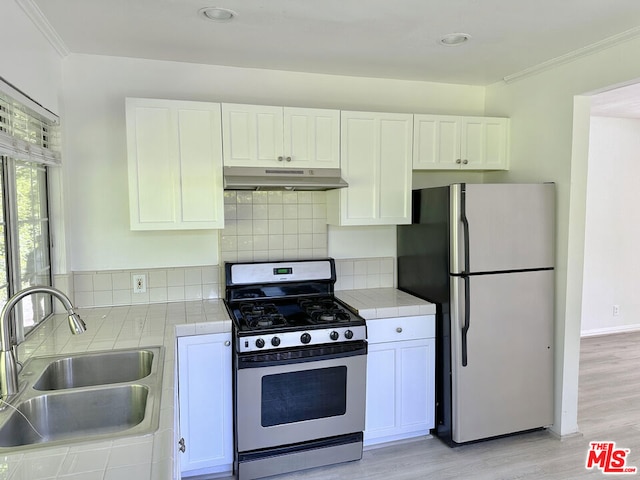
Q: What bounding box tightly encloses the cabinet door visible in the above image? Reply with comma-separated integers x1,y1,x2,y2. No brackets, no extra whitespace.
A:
125,98,224,230
461,117,509,170
398,339,435,433
364,337,435,446
283,107,340,168
365,343,398,439
221,103,284,166
413,114,461,169
328,111,412,226
413,115,509,171
178,333,233,476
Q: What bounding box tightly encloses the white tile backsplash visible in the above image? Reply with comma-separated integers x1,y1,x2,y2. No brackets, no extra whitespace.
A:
69,266,222,308
334,257,396,290
74,274,93,292
220,190,328,263
167,269,185,287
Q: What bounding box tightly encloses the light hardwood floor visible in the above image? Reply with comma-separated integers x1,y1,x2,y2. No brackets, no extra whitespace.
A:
224,331,640,479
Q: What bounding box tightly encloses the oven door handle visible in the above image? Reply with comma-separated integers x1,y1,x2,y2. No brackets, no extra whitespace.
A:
237,341,367,369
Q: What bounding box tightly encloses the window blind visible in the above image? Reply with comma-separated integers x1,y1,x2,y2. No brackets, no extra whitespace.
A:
0,77,60,166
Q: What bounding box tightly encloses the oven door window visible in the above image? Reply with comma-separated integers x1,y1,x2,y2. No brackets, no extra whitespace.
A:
261,366,347,427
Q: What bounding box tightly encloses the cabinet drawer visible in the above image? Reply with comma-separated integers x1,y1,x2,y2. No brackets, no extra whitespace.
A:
367,315,435,344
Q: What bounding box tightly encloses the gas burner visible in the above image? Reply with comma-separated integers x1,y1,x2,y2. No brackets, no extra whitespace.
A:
240,302,277,316
239,303,288,330
309,308,351,324
245,313,287,329
298,297,335,312
299,298,351,324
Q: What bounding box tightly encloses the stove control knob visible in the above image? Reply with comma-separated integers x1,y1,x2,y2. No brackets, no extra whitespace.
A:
300,333,312,344
271,337,281,347
344,330,354,340
330,331,339,341
255,338,265,349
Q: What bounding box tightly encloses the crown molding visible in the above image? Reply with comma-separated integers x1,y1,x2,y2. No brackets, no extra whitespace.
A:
503,26,640,84
15,0,69,58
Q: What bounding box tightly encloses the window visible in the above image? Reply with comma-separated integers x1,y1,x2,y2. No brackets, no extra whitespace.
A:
0,78,59,339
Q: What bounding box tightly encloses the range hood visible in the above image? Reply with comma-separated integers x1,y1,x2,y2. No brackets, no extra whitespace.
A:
223,166,348,191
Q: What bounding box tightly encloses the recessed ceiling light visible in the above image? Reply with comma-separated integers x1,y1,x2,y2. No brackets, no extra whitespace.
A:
199,7,236,22
439,33,471,46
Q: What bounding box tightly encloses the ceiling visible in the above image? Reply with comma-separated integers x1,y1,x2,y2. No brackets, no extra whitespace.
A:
25,0,640,86
20,0,640,116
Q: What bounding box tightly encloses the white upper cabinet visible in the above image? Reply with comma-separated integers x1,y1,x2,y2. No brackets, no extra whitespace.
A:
283,107,341,168
125,98,224,230
327,111,412,226
221,104,340,168
413,115,461,169
413,114,509,170
221,104,283,167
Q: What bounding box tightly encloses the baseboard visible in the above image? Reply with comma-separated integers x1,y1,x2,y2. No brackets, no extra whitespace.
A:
547,427,583,442
363,434,433,451
581,323,640,337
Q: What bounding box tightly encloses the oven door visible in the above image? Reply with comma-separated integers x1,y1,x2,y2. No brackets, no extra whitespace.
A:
235,341,367,452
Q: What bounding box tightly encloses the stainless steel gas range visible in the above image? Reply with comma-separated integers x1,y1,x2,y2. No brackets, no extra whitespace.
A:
224,259,367,480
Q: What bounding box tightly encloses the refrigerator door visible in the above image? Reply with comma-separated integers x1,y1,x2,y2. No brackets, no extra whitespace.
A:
450,183,555,274
450,269,554,444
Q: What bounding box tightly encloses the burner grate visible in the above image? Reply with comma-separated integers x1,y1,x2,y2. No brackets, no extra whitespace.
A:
240,302,288,330
299,298,351,324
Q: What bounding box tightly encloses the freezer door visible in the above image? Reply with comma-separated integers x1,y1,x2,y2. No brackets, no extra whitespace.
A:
450,183,555,274
450,269,554,444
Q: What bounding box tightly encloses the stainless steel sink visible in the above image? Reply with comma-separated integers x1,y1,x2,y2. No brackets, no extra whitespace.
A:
32,349,154,390
0,346,163,451
0,385,149,447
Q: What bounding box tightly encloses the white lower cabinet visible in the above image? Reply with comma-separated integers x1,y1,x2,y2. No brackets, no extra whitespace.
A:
177,333,233,477
364,315,435,447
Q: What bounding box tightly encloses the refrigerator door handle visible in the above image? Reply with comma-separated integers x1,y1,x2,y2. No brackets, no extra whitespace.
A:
460,183,470,274
460,184,470,367
461,275,470,367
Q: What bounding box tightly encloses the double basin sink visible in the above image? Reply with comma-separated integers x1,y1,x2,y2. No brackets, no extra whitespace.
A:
0,347,164,450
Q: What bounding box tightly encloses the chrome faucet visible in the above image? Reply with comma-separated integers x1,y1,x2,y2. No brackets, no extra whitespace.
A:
0,286,86,398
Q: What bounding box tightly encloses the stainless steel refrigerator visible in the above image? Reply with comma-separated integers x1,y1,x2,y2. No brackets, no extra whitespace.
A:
397,183,554,446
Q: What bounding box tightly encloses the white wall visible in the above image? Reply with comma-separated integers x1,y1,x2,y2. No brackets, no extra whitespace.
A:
485,37,640,437
581,116,640,335
60,53,486,272
0,0,63,114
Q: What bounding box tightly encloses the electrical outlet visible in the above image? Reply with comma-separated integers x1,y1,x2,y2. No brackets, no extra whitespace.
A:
133,274,147,294
613,304,620,316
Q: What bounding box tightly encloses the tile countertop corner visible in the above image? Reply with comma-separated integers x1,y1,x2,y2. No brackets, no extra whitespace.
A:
336,288,436,319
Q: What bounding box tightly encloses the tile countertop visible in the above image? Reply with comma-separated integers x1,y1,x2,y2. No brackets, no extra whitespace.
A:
336,288,436,319
0,300,231,480
0,289,432,479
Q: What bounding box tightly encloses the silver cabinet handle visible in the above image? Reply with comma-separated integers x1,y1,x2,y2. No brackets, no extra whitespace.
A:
286,156,292,162
178,437,186,453
224,340,231,347
396,327,403,333
456,159,462,164
278,156,284,162
462,159,468,164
